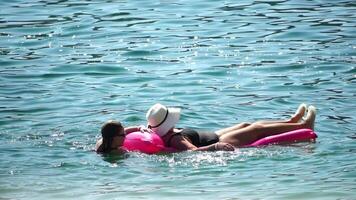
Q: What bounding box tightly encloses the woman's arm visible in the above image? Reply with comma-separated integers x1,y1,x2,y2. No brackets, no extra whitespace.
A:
124,126,142,134
124,125,153,135
170,135,234,151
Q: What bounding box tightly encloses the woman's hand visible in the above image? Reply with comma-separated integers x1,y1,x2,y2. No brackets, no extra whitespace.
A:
214,142,235,151
139,126,154,134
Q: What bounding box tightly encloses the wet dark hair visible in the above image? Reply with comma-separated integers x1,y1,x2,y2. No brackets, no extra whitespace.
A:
97,121,124,153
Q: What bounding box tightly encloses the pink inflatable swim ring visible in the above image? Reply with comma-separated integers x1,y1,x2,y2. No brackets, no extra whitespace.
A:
123,129,317,154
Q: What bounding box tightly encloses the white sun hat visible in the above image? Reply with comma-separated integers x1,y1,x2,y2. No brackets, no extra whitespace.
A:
146,103,181,136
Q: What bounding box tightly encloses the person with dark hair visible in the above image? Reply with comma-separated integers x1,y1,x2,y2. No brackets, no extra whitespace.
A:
95,120,142,154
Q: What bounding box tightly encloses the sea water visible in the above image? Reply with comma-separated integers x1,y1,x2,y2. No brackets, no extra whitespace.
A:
0,0,355,199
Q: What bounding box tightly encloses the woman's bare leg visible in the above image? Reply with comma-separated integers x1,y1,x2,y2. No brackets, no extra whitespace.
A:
216,103,307,137
219,106,316,147
216,122,251,137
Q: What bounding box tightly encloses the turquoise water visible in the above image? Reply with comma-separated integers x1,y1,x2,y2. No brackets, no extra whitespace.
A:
1,0,355,199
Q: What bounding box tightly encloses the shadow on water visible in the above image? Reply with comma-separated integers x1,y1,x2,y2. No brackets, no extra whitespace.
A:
100,153,128,164
95,141,318,168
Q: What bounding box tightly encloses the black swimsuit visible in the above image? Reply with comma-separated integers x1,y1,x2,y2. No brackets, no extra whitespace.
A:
168,128,219,147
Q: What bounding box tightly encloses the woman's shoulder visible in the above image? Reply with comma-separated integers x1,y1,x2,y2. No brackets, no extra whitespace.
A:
160,129,181,144
95,138,103,152
165,128,183,137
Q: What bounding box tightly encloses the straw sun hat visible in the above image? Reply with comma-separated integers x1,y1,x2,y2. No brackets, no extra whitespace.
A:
146,103,181,136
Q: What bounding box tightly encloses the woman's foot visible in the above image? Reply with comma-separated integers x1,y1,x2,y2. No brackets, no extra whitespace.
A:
304,105,316,130
290,103,307,123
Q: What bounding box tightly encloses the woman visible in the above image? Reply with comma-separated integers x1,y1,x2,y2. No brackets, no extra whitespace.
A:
146,103,316,151
95,120,143,154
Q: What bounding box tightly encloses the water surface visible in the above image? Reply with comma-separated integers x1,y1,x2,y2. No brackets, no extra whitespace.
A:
0,0,355,199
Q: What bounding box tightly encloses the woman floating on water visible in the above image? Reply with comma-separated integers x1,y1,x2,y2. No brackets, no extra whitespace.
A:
95,103,316,153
